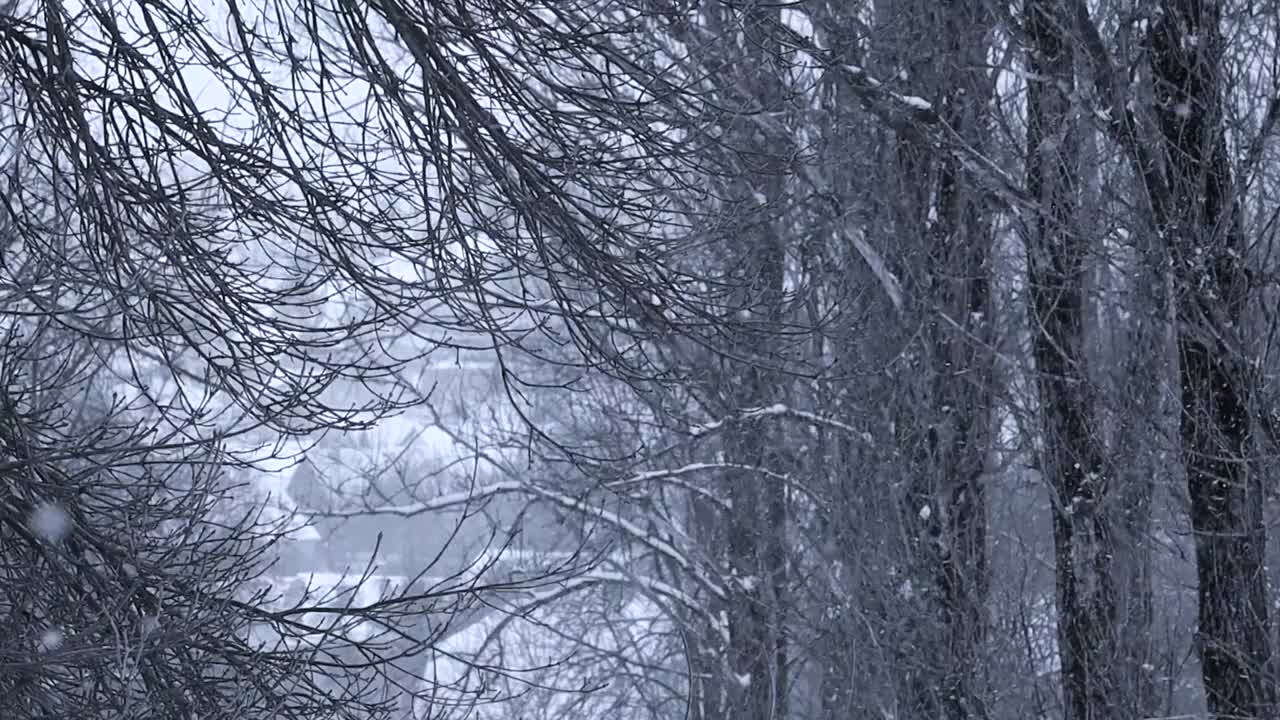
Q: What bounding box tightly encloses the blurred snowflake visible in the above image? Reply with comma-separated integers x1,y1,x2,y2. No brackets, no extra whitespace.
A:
29,501,73,543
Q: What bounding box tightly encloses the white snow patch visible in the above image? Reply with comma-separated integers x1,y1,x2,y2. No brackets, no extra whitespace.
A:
29,502,73,543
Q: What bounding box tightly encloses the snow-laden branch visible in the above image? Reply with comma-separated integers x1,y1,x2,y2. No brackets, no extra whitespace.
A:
605,462,731,509
689,404,872,442
312,478,727,600
586,568,729,646
312,480,528,518
793,164,908,312
846,228,905,314
519,484,727,600
428,563,727,650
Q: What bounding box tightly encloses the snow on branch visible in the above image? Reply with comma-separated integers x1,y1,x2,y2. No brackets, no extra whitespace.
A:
313,480,528,518
689,404,872,443
846,228,905,313
313,477,728,601
585,569,730,645
519,484,728,600
605,463,733,508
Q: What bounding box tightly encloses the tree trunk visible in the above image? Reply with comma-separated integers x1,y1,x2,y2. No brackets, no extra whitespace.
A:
870,2,996,718
689,491,729,720
721,235,787,720
724,397,787,720
1025,3,1122,719
716,4,790,719
1148,2,1275,716
1110,224,1166,720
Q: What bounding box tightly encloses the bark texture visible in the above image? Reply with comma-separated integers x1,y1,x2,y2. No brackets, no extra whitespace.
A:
1026,3,1120,718
1149,2,1274,716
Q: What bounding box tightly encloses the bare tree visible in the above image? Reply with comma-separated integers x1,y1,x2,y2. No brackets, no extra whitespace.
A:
0,0,726,717
1067,0,1280,714
1023,2,1123,718
1149,2,1274,715
861,2,1000,717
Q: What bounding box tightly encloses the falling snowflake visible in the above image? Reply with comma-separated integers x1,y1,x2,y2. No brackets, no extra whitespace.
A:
29,502,73,543
918,505,932,521
898,579,914,600
37,627,64,653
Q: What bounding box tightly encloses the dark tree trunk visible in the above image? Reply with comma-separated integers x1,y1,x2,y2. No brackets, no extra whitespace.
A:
1110,229,1166,720
689,491,729,720
724,400,787,720
1112,385,1159,720
932,40,995,716
872,3,996,718
919,82,995,720
717,4,790,719
1025,2,1121,719
722,230,787,720
1148,2,1275,716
